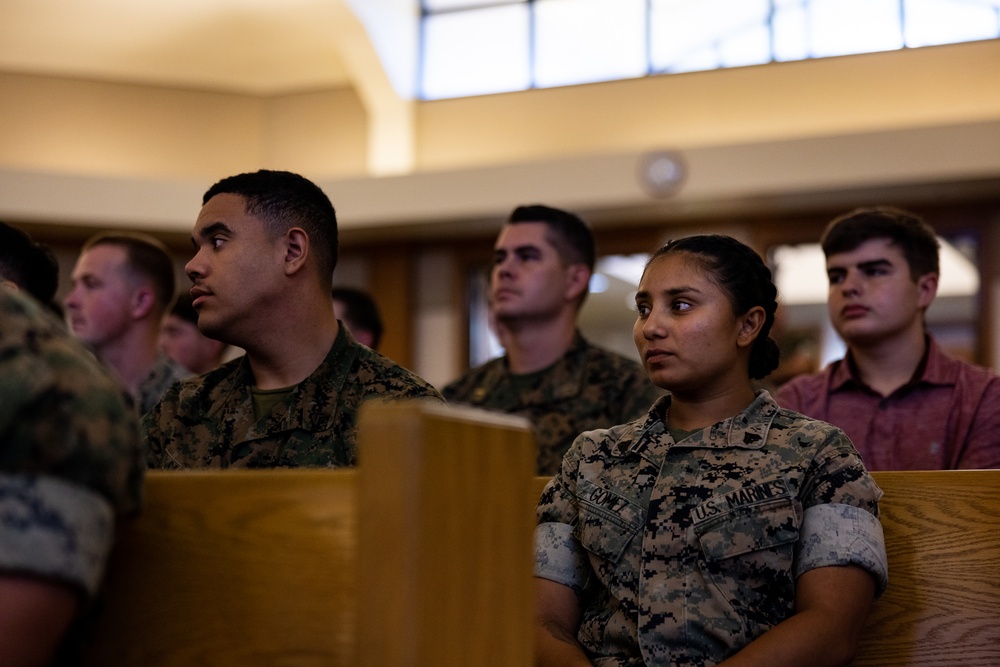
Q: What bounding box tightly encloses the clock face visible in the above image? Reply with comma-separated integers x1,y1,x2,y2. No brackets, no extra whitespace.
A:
638,151,686,197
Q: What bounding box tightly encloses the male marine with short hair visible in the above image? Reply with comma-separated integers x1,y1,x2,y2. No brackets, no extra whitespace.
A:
64,232,189,415
442,205,660,475
144,170,441,469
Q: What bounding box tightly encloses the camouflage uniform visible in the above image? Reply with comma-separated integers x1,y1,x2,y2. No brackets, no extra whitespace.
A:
0,286,143,662
535,391,887,667
145,324,442,469
134,353,190,418
442,332,661,475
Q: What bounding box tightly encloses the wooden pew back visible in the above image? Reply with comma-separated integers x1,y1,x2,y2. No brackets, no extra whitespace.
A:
86,470,359,666
86,402,535,667
86,403,999,666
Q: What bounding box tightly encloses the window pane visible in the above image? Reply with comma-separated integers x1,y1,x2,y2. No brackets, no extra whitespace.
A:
424,0,524,11
774,2,810,61
905,0,1000,47
535,0,647,87
421,5,530,99
808,0,903,57
651,0,771,72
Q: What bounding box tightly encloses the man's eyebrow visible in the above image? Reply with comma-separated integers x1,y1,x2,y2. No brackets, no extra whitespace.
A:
858,258,893,270
827,258,893,273
494,243,542,255
191,222,232,245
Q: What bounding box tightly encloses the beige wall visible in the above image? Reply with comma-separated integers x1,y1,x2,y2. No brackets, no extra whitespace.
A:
0,72,368,181
415,40,1000,170
3,40,999,186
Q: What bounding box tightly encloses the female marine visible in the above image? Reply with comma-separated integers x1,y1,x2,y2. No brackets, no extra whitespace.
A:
535,235,887,667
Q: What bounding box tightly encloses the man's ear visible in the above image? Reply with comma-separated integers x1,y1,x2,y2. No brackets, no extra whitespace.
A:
564,264,591,302
736,306,766,349
916,272,938,309
283,228,310,276
131,286,156,320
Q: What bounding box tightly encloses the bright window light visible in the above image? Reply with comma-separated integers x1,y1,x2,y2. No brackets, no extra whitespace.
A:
420,0,1000,100
773,3,810,61
424,0,523,10
535,0,647,87
650,0,771,72
905,0,1000,47
421,4,530,99
808,0,904,57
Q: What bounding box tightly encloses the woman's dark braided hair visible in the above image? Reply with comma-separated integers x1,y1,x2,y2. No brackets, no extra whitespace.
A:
645,234,780,380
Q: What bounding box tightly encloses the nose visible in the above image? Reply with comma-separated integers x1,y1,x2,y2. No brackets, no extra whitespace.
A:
840,270,862,296
185,251,205,283
639,308,666,341
494,256,515,281
63,284,80,310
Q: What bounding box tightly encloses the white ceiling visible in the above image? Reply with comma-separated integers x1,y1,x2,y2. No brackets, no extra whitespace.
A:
0,0,358,94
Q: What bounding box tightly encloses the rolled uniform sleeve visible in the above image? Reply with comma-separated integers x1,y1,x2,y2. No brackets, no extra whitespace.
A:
0,474,115,598
796,425,888,596
535,442,592,590
795,503,888,596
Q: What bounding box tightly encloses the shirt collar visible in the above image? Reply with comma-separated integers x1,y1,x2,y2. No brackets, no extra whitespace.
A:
831,335,955,392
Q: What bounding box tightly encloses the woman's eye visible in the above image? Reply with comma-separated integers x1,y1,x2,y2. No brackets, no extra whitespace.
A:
636,304,650,316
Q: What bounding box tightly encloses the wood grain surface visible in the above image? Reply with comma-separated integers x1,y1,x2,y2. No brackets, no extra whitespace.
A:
356,401,536,667
86,469,359,667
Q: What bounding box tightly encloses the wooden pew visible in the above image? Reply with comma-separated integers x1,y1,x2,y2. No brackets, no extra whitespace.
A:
85,402,999,666
85,401,536,667
532,470,1000,666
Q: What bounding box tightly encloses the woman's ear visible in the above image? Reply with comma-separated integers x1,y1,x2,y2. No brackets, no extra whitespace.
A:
736,306,766,348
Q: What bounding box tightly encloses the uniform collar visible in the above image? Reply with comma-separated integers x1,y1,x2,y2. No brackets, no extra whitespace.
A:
611,390,779,462
473,331,593,406
212,324,356,437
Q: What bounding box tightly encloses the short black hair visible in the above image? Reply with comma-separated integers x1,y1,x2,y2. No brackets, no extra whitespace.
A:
204,170,339,282
508,204,595,271
822,206,939,280
0,221,59,305
82,232,176,312
331,286,383,349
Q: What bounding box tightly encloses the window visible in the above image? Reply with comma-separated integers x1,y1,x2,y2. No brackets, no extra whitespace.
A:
420,0,1000,99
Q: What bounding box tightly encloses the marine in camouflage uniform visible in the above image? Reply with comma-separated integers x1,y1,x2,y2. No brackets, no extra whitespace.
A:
134,352,189,417
535,391,887,666
0,285,143,663
443,332,661,475
145,324,442,469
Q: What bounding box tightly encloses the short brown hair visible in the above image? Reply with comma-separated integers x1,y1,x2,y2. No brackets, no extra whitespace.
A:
821,207,940,280
83,232,176,310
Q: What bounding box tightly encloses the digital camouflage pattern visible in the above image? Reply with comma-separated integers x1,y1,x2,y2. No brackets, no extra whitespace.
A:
134,353,190,418
442,333,661,475
535,391,887,667
0,285,143,593
144,324,443,468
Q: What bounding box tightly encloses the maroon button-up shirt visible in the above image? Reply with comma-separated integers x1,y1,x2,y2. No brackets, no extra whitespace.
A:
775,336,1000,470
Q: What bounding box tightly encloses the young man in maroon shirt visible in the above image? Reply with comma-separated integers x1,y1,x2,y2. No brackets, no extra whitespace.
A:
776,206,1000,470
